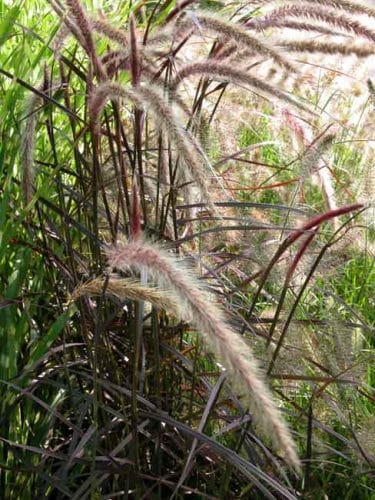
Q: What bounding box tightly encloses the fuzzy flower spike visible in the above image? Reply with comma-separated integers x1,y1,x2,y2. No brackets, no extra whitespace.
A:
106,237,301,471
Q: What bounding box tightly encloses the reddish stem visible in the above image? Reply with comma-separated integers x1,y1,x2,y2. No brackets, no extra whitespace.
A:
286,203,363,246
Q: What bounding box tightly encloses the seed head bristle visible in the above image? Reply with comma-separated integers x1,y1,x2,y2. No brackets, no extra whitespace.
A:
89,82,221,210
106,238,301,471
279,39,375,58
259,5,375,43
293,0,375,18
92,17,129,47
64,0,106,77
248,18,341,36
70,274,180,314
180,11,297,72
88,82,136,134
301,129,336,178
65,0,95,54
305,130,339,214
282,109,307,151
21,74,50,205
136,85,221,212
171,61,313,115
51,0,87,49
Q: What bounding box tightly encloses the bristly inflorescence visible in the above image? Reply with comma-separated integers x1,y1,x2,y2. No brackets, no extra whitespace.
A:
250,4,375,42
106,237,301,471
20,0,373,480
21,71,50,205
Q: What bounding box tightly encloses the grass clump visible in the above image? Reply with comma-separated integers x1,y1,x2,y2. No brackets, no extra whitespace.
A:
0,0,374,497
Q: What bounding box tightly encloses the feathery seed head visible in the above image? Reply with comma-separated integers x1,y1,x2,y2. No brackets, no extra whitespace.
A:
279,39,375,58
181,11,297,72
106,238,301,470
65,0,95,54
259,5,375,43
301,128,337,178
92,17,129,47
89,82,218,208
291,0,375,18
172,61,313,115
71,274,180,313
21,74,50,205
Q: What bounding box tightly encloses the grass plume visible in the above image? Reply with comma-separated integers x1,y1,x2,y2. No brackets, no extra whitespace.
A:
178,11,297,72
171,61,313,115
64,0,105,78
106,238,301,471
248,18,341,36
89,82,219,208
279,39,375,58
70,274,180,314
91,17,129,47
258,5,375,42
51,0,87,49
291,0,375,18
65,0,95,55
20,74,50,205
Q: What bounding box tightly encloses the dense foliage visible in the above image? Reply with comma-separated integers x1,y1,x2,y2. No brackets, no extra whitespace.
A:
0,0,374,498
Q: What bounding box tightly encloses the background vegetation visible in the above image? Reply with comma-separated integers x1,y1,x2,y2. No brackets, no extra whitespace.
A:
0,0,374,498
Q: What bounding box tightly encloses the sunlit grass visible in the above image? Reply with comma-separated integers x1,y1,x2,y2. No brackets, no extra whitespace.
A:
0,0,374,497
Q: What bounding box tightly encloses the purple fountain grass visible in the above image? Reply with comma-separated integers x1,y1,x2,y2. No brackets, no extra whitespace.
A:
291,0,375,18
92,15,172,49
51,0,87,49
265,230,318,354
89,82,221,211
248,18,341,36
71,275,180,314
91,17,129,47
247,203,364,319
130,177,142,240
285,232,318,284
177,11,297,72
278,39,375,58
101,50,130,77
21,72,50,205
300,128,336,177
301,128,339,215
64,0,105,78
282,109,307,151
258,5,375,43
171,61,313,115
89,82,136,135
65,0,95,56
106,238,301,471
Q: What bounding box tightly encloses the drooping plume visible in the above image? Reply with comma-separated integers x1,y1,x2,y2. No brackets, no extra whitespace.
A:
106,238,301,471
71,274,180,315
177,12,297,72
89,82,221,209
20,72,50,205
171,61,313,115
